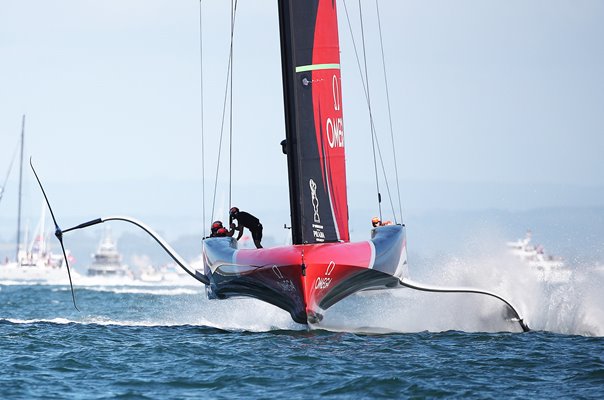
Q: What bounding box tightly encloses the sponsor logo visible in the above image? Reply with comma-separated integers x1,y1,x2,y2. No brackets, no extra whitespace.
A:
314,261,336,290
278,279,296,293
272,265,284,279
326,75,344,149
312,224,325,241
309,179,320,223
272,265,295,292
310,179,325,242
314,277,332,290
325,261,335,275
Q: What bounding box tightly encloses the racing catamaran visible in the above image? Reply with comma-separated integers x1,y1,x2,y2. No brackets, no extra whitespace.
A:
202,1,409,324
32,0,528,331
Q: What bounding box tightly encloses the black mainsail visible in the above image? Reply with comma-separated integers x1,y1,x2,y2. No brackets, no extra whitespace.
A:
278,0,349,245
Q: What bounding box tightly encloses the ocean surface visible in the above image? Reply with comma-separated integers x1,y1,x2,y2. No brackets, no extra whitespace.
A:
1,260,603,399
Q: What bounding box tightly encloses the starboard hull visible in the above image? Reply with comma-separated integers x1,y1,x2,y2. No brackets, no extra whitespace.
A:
203,225,408,324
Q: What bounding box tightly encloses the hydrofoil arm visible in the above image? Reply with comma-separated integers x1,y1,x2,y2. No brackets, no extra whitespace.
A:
63,216,210,285
399,278,530,332
30,158,209,312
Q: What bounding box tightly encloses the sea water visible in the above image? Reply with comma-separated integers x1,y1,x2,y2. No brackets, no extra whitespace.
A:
1,254,603,398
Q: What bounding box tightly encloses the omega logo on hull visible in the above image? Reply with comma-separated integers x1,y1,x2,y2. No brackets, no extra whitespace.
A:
314,277,332,290
314,261,336,290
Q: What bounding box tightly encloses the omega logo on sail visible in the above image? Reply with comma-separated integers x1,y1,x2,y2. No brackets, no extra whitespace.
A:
326,75,344,149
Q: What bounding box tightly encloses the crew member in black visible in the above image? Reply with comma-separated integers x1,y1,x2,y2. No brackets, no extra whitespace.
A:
229,207,263,248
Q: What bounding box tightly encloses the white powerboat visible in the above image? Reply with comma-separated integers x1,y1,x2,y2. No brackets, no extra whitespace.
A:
87,228,131,278
138,263,192,285
507,231,571,283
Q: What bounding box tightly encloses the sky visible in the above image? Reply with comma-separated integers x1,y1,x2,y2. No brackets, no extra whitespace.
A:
1,0,604,241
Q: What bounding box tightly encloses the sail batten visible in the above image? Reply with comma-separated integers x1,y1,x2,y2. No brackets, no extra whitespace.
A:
295,63,340,72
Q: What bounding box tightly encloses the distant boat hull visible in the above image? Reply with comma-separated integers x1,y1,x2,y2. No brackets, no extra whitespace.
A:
203,225,408,324
507,231,570,283
0,262,82,284
87,266,129,277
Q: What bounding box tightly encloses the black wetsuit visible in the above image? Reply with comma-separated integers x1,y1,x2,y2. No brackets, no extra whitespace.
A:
232,211,263,241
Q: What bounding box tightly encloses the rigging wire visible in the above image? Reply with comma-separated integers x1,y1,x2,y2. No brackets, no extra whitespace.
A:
210,1,238,222
229,0,236,212
352,0,382,220
343,0,397,223
0,141,19,206
16,115,25,262
357,1,398,224
375,0,404,224
198,0,206,237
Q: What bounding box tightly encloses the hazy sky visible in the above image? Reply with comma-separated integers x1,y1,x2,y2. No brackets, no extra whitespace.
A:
1,1,603,230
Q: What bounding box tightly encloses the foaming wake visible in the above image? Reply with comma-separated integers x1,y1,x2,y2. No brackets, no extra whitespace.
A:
37,258,601,335
2,317,75,325
317,239,604,336
52,286,202,296
0,275,199,288
2,298,302,332
0,316,203,327
6,233,600,335
73,275,199,288
181,297,304,332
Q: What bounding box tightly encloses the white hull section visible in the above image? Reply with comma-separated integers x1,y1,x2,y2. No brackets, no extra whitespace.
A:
0,262,82,285
507,231,571,284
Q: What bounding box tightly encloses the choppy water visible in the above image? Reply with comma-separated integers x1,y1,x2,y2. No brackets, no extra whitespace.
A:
1,256,603,399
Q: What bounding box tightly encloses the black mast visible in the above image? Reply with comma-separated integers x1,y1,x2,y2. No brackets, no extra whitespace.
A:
276,1,346,244
277,0,303,245
16,115,25,262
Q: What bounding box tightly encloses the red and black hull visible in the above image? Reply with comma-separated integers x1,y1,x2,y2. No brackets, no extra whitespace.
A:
203,225,408,324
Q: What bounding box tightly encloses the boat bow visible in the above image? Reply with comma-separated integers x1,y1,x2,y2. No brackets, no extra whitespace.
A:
203,224,409,324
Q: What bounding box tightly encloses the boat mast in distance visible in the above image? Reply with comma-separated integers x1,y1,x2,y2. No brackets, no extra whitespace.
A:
16,115,25,263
